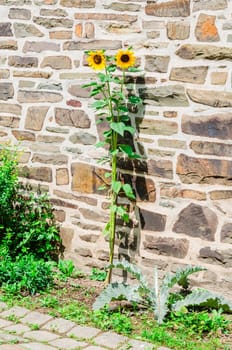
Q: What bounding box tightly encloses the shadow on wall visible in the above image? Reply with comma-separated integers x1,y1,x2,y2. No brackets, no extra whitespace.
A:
115,75,150,281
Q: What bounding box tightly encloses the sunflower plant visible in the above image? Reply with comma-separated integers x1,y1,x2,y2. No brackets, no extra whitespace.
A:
83,48,142,284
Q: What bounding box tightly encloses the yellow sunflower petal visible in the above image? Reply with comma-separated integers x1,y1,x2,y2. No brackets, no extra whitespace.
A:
115,49,135,70
87,50,106,70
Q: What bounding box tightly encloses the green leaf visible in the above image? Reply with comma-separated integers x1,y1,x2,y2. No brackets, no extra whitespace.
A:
103,130,112,138
104,172,111,178
110,204,118,213
119,144,133,156
103,222,110,236
116,205,129,221
82,82,98,88
124,126,135,135
98,185,107,191
107,65,117,73
119,144,140,159
118,105,128,113
91,100,108,110
128,67,141,73
95,141,106,148
122,184,135,200
110,149,119,156
90,88,102,97
98,73,109,83
110,122,126,136
129,95,143,104
112,181,121,194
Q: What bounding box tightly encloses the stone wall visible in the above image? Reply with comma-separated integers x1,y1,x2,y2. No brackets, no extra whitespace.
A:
0,0,232,296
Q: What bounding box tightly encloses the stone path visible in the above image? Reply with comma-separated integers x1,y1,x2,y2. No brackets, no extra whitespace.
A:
0,302,171,350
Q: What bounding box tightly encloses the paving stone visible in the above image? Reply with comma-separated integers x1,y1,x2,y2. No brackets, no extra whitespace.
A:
0,332,26,342
49,337,87,349
21,311,53,326
0,345,27,350
3,324,31,334
0,318,13,327
120,339,153,349
67,325,101,339
84,347,107,350
94,332,127,349
42,318,75,334
23,330,59,341
0,302,7,311
1,307,30,318
23,344,56,350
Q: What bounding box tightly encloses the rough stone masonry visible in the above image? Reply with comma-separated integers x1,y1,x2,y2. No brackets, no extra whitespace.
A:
0,0,232,297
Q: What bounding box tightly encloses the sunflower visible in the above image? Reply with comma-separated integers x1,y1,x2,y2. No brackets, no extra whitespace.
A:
87,50,106,70
115,49,135,70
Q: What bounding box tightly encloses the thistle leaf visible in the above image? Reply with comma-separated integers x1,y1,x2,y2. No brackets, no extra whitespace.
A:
109,260,149,292
173,288,232,313
162,265,206,290
93,282,141,310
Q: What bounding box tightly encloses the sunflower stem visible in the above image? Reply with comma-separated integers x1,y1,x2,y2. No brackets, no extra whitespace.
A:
105,67,119,285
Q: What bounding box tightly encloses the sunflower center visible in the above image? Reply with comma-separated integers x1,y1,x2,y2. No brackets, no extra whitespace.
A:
93,55,102,64
121,54,130,63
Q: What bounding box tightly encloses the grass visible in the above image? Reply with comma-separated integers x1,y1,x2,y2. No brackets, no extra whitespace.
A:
0,271,231,350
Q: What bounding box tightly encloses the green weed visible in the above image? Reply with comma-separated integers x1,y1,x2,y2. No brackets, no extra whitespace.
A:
89,268,107,282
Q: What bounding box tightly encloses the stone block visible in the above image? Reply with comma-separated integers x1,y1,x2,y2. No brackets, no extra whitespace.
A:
145,0,190,17
139,208,166,232
195,14,219,42
55,108,90,128
144,235,189,259
23,41,59,53
60,0,95,7
41,56,72,69
0,23,13,36
167,21,190,40
63,39,121,51
13,23,43,38
56,168,69,185
190,141,232,157
0,83,14,101
20,166,52,183
173,203,218,241
139,85,189,107
182,113,232,139
193,0,227,11
170,66,208,84
0,40,17,50
8,55,38,68
25,106,49,130
177,154,232,185
221,223,232,244
104,2,140,11
211,72,227,85
33,16,73,28
145,55,170,73
18,90,62,103
176,44,232,60
12,130,35,141
9,8,31,20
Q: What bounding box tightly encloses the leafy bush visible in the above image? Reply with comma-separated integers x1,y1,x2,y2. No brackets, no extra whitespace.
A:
0,255,54,295
0,146,62,261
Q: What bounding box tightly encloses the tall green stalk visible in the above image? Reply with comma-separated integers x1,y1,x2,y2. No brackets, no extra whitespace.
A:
83,49,142,284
